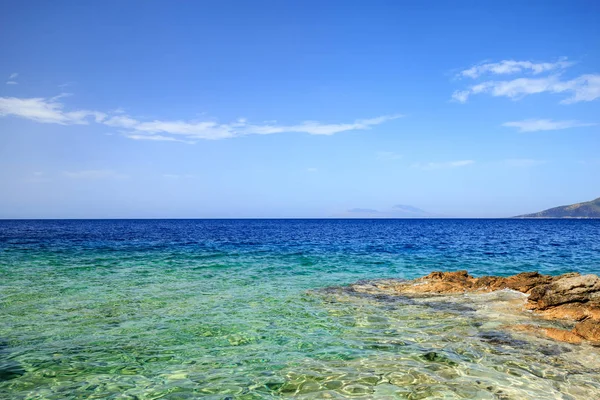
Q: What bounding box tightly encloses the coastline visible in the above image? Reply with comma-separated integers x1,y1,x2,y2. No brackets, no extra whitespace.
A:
340,271,600,345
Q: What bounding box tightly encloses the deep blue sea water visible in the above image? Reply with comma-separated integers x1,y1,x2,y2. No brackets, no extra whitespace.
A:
1,219,600,399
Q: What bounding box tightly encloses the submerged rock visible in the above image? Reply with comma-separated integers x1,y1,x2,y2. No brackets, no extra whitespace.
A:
512,325,584,345
0,340,25,382
347,271,600,345
0,361,25,382
420,351,458,365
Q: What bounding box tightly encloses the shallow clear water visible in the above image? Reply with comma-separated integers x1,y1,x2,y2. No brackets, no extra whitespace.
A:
1,219,599,399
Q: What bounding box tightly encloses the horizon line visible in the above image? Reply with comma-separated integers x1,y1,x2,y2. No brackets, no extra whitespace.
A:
1,217,598,221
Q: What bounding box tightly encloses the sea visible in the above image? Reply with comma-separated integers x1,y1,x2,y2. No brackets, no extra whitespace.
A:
1,219,599,399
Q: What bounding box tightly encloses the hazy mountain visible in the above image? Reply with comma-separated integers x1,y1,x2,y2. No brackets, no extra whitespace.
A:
515,197,600,218
341,204,433,218
392,204,429,216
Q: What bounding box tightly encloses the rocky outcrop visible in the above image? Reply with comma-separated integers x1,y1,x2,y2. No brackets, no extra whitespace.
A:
527,274,600,310
573,319,600,343
348,271,600,345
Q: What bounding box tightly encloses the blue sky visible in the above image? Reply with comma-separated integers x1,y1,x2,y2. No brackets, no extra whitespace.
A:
1,0,599,218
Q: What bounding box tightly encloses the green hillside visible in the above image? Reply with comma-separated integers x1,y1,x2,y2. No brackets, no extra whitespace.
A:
516,197,600,218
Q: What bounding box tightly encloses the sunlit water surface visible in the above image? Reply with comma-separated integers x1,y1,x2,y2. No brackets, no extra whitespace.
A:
1,219,599,399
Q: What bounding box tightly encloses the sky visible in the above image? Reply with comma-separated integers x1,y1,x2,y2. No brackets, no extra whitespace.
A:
0,0,599,218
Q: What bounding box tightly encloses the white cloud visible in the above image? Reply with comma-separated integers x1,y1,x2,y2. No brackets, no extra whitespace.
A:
0,96,106,124
104,115,142,129
448,160,474,167
502,119,596,132
126,119,235,140
6,72,18,85
459,58,573,79
124,134,196,144
0,94,401,142
376,151,402,160
113,114,402,140
64,170,128,179
451,90,470,103
49,92,73,101
452,74,600,104
412,160,475,170
243,115,403,136
560,74,600,104
110,112,402,141
306,167,318,173
453,58,600,104
503,159,546,167
58,82,74,89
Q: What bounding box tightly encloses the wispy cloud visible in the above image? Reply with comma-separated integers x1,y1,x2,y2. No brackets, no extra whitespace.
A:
458,58,573,79
452,58,600,104
63,170,128,179
0,94,402,142
6,72,18,85
452,74,600,104
376,151,402,160
306,167,318,173
503,159,546,167
0,96,106,124
124,134,195,144
104,115,139,128
241,115,403,136
111,118,236,140
58,82,75,89
412,160,475,170
502,119,596,132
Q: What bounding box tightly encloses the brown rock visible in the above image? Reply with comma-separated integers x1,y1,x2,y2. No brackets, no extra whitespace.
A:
415,270,476,293
573,320,600,344
537,304,600,321
394,270,567,296
528,274,600,310
495,271,556,293
541,327,584,344
510,324,583,344
485,271,578,294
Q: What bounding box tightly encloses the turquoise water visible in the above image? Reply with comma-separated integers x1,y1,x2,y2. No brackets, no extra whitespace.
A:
1,219,600,399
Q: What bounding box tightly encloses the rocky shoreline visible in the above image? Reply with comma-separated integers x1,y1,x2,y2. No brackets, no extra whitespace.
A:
347,271,600,345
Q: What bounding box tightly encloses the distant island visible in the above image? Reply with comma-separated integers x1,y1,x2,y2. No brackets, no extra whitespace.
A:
515,197,600,218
